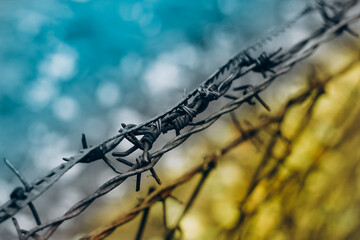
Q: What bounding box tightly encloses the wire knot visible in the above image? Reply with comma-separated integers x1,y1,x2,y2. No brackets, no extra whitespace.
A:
142,120,162,148
243,48,281,78
180,105,197,119
10,187,27,201
173,115,190,135
316,0,358,38
198,85,220,100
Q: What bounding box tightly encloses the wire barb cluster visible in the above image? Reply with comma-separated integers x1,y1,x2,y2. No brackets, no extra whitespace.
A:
316,0,359,37
80,71,329,239
82,57,360,239
1,1,359,239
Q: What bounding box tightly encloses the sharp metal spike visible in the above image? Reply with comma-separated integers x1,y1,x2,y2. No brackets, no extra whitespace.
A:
81,134,88,149
224,95,237,100
254,95,271,111
102,155,122,174
150,168,161,185
116,158,134,167
136,173,141,192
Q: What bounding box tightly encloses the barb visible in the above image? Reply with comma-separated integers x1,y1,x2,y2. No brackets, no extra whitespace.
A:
225,59,360,240
81,67,347,239
316,0,359,37
1,2,359,239
4,159,42,226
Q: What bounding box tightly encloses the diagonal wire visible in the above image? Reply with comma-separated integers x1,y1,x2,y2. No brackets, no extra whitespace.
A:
0,1,359,239
21,9,360,240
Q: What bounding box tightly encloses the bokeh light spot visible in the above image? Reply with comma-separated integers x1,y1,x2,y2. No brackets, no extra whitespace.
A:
25,79,58,110
52,96,79,121
96,81,121,108
181,215,204,239
17,10,47,35
40,46,77,81
144,60,181,94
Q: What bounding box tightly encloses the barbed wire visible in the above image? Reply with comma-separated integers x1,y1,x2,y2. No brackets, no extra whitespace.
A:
0,1,359,239
80,82,318,240
80,57,360,240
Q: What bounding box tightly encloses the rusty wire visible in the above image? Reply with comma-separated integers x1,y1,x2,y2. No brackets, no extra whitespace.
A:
0,1,359,239
80,57,360,240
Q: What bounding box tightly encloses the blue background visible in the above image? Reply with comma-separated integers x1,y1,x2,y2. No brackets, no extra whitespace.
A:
0,0,308,209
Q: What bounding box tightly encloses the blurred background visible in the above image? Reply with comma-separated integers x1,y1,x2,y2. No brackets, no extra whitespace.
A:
1,0,360,239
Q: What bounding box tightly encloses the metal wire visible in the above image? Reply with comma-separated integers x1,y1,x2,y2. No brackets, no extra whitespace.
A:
0,1,359,239
80,58,360,239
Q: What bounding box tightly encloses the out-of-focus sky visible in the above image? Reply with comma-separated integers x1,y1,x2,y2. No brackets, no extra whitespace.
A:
0,0,311,238
0,0,308,179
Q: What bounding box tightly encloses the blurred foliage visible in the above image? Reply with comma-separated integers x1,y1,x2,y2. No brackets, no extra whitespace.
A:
79,53,360,240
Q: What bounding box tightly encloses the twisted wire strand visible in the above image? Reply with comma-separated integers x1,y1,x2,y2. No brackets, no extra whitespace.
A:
0,1,359,239
82,57,360,239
